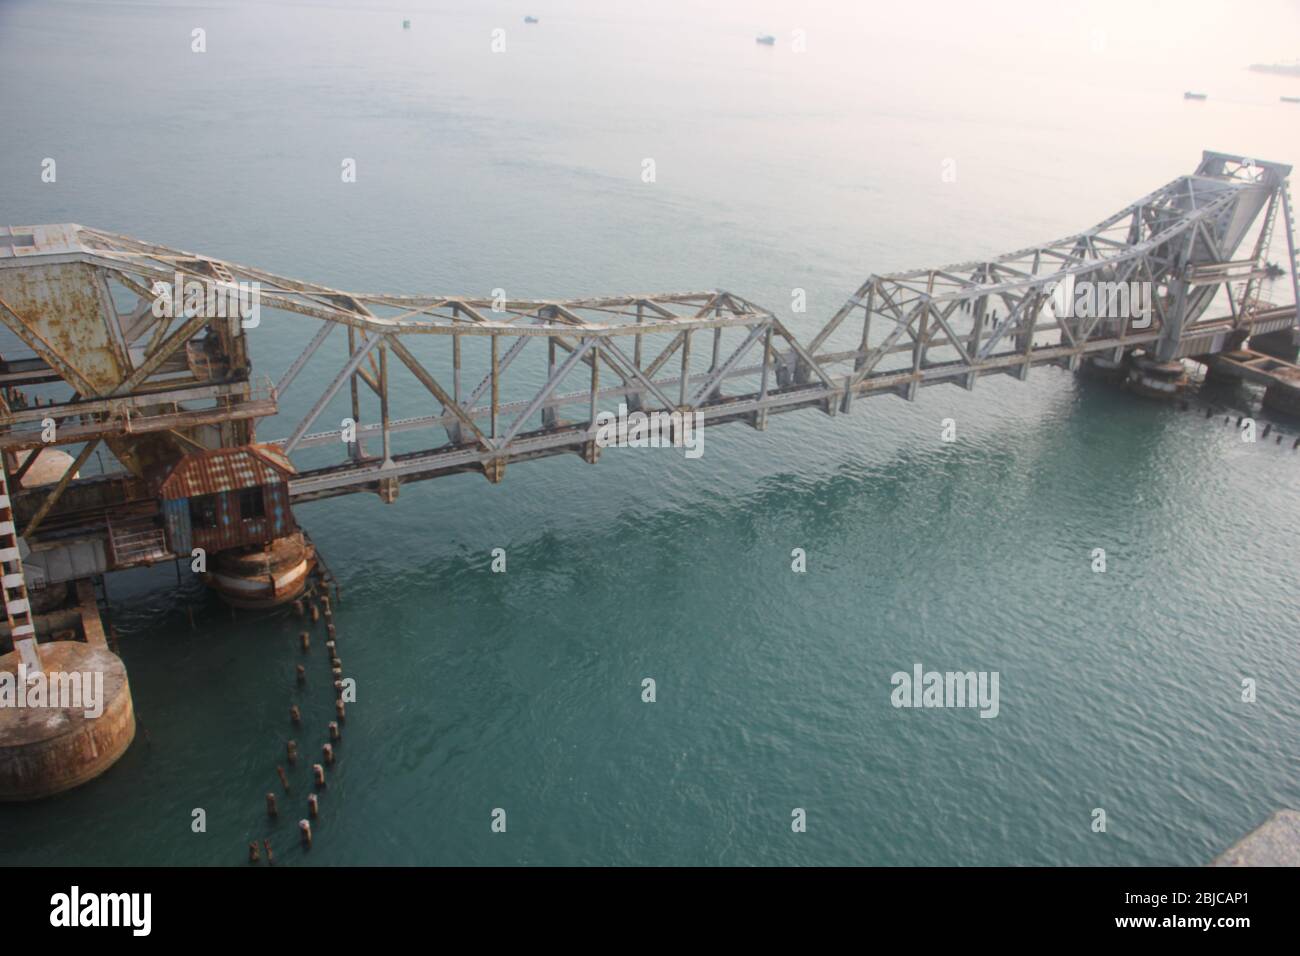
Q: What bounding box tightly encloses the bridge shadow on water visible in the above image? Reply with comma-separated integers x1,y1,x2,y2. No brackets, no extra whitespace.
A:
381,373,1190,595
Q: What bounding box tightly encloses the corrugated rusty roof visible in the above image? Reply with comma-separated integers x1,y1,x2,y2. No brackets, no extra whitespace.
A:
160,444,295,499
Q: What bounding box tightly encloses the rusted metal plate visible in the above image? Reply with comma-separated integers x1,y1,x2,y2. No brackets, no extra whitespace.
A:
0,224,83,259
262,482,292,538
0,261,128,393
23,537,109,585
161,498,192,555
189,490,238,552
189,490,236,552
159,444,294,499
185,485,294,552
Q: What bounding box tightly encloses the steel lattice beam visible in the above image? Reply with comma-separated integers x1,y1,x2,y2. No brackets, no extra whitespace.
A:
0,151,1296,512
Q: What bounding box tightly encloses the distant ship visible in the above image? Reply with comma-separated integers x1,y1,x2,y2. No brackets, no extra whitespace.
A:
1282,95,1300,103
1249,61,1300,77
1184,91,1208,100
524,16,538,23
756,35,776,45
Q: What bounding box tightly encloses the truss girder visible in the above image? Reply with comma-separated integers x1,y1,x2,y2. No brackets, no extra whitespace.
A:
1,152,1296,504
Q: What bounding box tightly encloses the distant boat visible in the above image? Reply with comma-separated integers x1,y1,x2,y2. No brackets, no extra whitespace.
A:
524,16,538,23
1282,96,1300,104
1249,61,1300,77
1183,91,1208,100
756,35,776,46
402,19,410,30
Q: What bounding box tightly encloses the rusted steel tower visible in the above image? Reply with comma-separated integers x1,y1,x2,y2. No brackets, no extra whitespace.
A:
0,224,312,610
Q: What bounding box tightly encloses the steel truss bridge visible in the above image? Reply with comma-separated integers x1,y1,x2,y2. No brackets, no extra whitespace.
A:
1,151,1297,548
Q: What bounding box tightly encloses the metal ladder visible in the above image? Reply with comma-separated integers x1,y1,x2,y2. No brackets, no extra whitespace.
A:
0,464,41,674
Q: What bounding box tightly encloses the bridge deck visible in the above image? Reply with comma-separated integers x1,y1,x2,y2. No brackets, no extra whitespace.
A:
1,152,1297,559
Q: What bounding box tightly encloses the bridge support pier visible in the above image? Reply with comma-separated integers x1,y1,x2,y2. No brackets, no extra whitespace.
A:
1126,353,1187,400
0,594,135,802
1263,379,1300,417
205,532,317,610
1203,363,1245,387
1201,331,1252,386
1249,328,1299,362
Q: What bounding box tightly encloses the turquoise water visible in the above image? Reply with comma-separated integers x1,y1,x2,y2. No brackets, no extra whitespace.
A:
1,0,1298,865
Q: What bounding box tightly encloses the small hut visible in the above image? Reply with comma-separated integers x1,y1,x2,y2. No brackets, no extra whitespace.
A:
158,445,295,554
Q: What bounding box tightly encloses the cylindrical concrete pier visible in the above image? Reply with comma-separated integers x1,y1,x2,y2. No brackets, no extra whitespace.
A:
1127,354,1187,399
205,532,317,609
0,642,135,801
